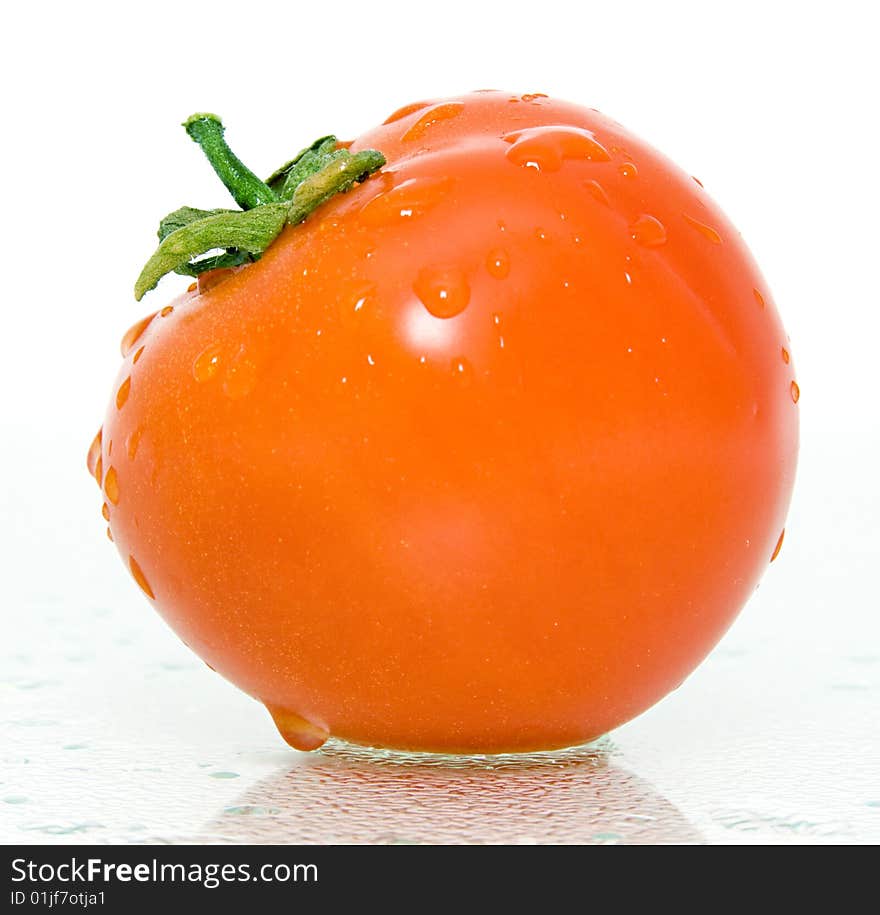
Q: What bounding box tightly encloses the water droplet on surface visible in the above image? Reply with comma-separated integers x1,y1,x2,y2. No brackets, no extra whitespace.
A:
209,771,240,780
129,555,155,599
486,249,510,278
382,99,433,125
94,457,103,487
132,345,145,364
223,349,258,399
187,281,198,293
683,213,722,244
754,288,766,308
193,344,223,383
584,179,610,205
101,503,110,521
618,162,638,178
160,305,174,317
106,526,113,542
630,214,668,247
503,126,611,171
120,313,157,356
86,429,103,479
359,175,453,225
413,266,470,318
267,706,329,752
104,466,120,505
770,529,785,562
790,380,800,403
692,176,704,187
401,102,464,142
781,347,790,364
224,805,281,816
116,376,131,409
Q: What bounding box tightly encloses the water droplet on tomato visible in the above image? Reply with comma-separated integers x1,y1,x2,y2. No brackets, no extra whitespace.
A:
413,266,470,318
451,357,473,382
521,92,549,102
486,249,510,279
120,313,157,356
503,126,611,171
359,175,453,225
198,268,240,294
193,344,223,383
366,354,376,366
630,214,667,247
267,705,329,752
400,102,464,142
790,380,800,403
683,213,722,244
129,555,155,599
382,99,434,125
618,162,638,178
584,179,610,206
132,346,145,364
104,466,120,505
126,428,143,461
754,288,766,308
223,349,258,399
86,429,103,479
781,347,790,364
101,503,110,522
160,306,174,317
116,376,131,410
770,529,785,562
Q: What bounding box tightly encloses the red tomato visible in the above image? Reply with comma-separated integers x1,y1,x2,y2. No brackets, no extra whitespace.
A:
90,91,798,752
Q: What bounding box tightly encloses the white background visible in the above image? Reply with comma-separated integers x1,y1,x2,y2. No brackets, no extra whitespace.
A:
1,0,878,843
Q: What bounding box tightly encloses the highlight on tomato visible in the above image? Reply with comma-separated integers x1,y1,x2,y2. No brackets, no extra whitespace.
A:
88,91,798,753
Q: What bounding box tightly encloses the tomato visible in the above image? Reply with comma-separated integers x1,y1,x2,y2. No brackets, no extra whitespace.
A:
90,91,798,753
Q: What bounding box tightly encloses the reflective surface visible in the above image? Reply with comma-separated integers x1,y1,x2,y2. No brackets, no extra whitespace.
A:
195,742,702,844
2,547,878,844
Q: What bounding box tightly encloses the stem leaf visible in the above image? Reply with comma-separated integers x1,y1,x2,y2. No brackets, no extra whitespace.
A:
158,206,237,241
266,136,337,198
287,149,386,224
135,202,289,300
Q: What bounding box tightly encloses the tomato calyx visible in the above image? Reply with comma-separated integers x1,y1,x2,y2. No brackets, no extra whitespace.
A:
134,114,385,301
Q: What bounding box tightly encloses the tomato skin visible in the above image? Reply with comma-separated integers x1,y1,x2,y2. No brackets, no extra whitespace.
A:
97,91,798,752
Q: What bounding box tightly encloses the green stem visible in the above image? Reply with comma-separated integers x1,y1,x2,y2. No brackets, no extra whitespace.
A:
183,113,278,210
134,115,386,300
